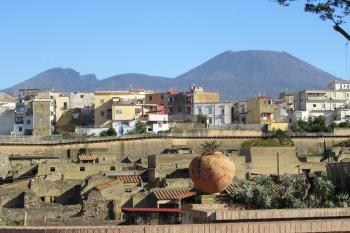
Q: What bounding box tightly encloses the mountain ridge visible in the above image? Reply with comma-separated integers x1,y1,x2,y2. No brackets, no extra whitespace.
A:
2,50,339,99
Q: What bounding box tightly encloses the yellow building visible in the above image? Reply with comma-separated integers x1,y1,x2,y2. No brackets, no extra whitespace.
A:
246,96,275,124
50,93,71,130
193,89,220,104
94,91,146,128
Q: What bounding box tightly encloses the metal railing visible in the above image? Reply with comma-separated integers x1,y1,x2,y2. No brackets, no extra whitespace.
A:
0,131,347,145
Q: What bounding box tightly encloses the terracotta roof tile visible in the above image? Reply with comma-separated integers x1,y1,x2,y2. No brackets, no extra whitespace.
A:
95,179,122,190
78,155,96,161
153,189,196,200
115,175,142,184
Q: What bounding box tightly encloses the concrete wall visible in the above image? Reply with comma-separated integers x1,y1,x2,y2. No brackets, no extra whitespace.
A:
0,105,15,135
170,128,262,137
32,100,51,136
4,219,350,232
0,137,348,162
247,147,301,175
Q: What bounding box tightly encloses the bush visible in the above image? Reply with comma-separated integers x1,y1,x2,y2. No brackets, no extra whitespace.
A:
228,175,349,209
196,114,207,124
127,121,148,135
135,121,147,134
100,128,117,137
336,139,350,147
336,122,350,128
292,116,333,133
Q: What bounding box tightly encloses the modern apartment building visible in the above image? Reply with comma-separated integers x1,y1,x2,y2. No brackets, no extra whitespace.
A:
94,90,146,128
246,96,275,124
193,102,234,126
232,101,247,124
168,86,220,122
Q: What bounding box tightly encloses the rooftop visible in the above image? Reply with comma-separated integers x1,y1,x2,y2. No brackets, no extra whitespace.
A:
153,188,196,200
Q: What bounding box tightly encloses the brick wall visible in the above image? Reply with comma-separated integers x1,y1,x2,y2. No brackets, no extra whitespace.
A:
2,219,350,233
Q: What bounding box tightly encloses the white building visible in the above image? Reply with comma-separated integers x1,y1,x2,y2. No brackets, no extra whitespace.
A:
0,103,15,135
292,81,350,124
193,102,234,126
69,92,95,109
143,113,169,133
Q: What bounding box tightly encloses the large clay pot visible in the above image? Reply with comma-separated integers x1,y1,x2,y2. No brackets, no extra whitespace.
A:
189,151,235,194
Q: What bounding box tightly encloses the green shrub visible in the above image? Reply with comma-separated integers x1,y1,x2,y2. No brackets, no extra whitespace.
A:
335,139,350,147
100,128,117,137
292,116,333,133
228,175,348,209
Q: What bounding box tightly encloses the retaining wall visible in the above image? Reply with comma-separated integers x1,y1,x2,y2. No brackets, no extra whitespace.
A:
2,219,350,233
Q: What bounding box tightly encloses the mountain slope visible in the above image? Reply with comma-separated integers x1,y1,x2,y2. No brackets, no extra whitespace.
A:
1,50,338,99
175,50,337,99
98,73,173,91
3,68,100,95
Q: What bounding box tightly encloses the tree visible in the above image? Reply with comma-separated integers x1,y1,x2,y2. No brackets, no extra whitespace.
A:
196,114,207,124
292,116,333,132
135,121,147,134
273,0,350,40
100,128,117,137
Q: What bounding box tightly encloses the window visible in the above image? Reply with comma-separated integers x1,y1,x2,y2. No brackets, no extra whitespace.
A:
208,107,213,114
198,107,202,114
80,94,84,98
50,167,56,172
18,127,23,132
221,108,225,115
63,102,68,110
169,97,174,103
110,166,116,171
100,111,105,117
100,99,105,104
178,107,182,112
169,107,173,113
161,95,164,100
313,104,316,107
149,96,153,101
80,167,85,171
116,109,123,114
27,120,31,125
208,118,213,124
220,118,225,124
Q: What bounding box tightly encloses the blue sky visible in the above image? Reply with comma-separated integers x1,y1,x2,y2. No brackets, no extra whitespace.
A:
0,0,348,89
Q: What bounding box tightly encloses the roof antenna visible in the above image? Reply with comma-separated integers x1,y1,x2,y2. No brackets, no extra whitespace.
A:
346,41,349,80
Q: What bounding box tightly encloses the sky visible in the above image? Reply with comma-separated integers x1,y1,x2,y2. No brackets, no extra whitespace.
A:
0,0,349,89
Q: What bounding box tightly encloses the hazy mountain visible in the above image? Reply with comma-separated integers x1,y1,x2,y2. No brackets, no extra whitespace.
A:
175,50,337,99
3,68,100,95
2,51,338,99
98,73,173,91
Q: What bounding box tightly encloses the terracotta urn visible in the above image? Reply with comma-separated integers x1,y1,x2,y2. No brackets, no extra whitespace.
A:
189,151,235,194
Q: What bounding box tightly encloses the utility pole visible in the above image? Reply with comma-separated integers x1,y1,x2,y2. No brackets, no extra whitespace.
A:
277,153,280,176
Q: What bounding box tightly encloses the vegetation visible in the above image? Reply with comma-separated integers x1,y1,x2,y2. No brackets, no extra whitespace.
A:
291,116,333,133
335,139,350,147
201,140,222,154
195,114,207,124
271,129,294,146
275,0,350,40
134,121,147,134
241,129,294,148
334,121,350,128
126,121,148,135
100,128,117,137
228,175,350,209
